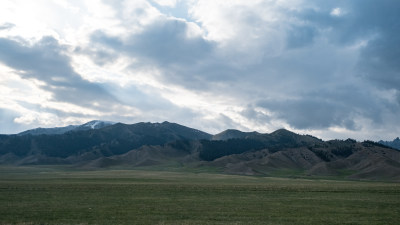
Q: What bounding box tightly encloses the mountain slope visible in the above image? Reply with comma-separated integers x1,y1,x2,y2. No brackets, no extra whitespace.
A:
379,137,400,150
17,125,78,136
1,122,399,181
212,129,260,140
79,134,400,181
17,120,115,136
77,128,400,180
201,140,400,181
0,121,211,163
72,120,116,131
200,129,323,161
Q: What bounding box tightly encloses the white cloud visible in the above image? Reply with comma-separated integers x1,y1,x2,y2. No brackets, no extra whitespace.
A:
187,0,289,65
152,0,178,7
330,7,343,17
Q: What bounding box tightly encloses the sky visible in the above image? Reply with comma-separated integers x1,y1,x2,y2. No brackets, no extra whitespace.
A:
0,0,399,141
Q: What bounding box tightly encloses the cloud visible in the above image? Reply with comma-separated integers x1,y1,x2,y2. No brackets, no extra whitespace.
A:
0,108,23,134
84,0,400,138
257,88,371,130
0,33,219,132
89,17,221,91
286,25,317,49
297,0,400,88
0,23,15,30
91,18,213,65
151,0,178,8
0,36,116,109
354,2,400,93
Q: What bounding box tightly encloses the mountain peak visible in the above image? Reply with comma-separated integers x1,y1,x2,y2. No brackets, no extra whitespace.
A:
270,128,296,136
79,120,116,129
212,129,260,141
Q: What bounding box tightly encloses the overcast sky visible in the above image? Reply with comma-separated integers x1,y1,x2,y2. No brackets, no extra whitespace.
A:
0,0,399,140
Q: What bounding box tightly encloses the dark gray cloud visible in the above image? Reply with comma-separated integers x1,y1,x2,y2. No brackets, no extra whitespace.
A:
91,19,213,65
286,25,317,49
359,28,400,93
74,46,118,66
240,106,271,126
89,19,226,91
246,0,400,131
257,85,383,130
0,36,116,108
260,98,356,130
297,0,400,92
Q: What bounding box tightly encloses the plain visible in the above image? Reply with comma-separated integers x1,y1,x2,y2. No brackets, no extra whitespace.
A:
0,166,399,225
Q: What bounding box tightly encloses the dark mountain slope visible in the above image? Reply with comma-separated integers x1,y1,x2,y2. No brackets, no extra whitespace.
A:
202,140,400,181
0,121,211,163
82,143,198,169
17,120,115,136
71,120,116,132
212,129,260,140
1,122,399,181
79,133,400,181
199,129,323,161
17,125,78,136
379,137,400,150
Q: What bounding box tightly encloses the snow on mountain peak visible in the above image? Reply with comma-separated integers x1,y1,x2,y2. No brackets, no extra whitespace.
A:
81,120,116,129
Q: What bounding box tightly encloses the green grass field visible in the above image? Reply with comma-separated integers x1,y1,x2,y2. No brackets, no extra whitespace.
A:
0,166,399,225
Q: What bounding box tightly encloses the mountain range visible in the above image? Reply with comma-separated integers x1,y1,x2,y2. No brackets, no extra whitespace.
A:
379,138,400,150
1,121,399,181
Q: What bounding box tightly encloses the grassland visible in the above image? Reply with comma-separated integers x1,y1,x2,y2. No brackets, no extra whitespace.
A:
0,166,399,225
